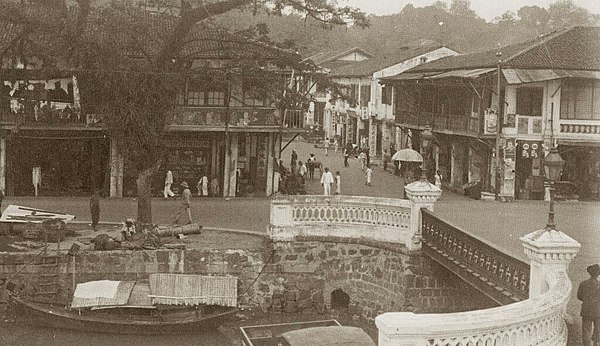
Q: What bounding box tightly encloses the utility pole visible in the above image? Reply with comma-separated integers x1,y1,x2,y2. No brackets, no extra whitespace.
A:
494,51,503,200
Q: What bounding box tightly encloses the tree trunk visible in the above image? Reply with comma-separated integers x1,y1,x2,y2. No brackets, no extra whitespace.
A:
136,167,154,225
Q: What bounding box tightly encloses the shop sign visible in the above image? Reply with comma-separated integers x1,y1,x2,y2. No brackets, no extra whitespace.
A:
483,108,497,135
165,138,211,148
518,140,543,159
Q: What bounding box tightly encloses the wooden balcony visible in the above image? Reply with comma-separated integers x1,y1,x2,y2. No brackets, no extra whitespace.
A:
170,107,304,132
395,111,480,136
0,103,97,129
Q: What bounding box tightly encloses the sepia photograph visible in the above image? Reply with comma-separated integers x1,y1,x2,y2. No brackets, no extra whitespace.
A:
0,0,599,345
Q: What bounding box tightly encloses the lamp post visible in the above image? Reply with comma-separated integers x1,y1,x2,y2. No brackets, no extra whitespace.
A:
420,127,433,181
543,147,565,229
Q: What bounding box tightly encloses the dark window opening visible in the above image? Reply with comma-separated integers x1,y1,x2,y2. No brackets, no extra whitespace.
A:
516,87,543,116
330,288,350,310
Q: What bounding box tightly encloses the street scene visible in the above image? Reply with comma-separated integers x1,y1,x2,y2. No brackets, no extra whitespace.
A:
0,0,599,345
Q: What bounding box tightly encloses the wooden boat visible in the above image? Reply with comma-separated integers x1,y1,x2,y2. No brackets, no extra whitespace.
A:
10,273,239,335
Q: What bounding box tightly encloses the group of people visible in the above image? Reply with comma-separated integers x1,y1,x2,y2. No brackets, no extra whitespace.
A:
163,170,220,199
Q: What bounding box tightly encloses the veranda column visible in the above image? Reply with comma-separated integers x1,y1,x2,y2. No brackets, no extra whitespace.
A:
109,139,124,197
404,179,441,251
0,137,6,192
265,133,275,196
224,132,239,198
521,227,580,298
368,117,377,158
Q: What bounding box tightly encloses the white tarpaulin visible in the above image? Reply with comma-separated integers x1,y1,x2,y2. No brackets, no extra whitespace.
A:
71,280,136,309
0,205,75,223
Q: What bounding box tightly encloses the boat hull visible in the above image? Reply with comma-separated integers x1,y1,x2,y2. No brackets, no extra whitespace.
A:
11,296,237,335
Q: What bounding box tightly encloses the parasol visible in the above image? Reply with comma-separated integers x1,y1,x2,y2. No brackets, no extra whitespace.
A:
391,148,423,162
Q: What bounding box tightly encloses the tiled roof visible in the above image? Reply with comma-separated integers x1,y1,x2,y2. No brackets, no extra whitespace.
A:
329,43,447,77
406,26,600,73
304,47,374,66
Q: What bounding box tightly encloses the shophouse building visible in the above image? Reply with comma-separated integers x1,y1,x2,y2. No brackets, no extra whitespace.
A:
382,26,600,201
0,18,305,198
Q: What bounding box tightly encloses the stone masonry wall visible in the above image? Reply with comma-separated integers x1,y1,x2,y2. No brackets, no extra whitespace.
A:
0,237,495,319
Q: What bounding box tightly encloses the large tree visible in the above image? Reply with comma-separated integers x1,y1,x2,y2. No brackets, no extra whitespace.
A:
0,0,367,226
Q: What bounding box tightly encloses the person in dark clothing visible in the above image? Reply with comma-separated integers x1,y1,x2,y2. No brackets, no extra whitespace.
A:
343,149,349,167
90,190,100,231
290,149,298,173
578,263,600,346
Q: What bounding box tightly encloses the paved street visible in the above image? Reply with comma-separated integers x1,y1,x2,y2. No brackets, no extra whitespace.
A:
2,138,598,344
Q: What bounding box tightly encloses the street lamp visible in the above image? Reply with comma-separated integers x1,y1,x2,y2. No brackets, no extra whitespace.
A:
420,127,433,181
543,147,565,229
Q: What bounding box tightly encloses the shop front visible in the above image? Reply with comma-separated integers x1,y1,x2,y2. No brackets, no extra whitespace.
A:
559,144,600,201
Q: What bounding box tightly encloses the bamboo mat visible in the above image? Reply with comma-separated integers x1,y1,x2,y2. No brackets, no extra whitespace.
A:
149,274,237,307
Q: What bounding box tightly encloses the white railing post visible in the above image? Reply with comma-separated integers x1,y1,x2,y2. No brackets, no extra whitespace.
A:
404,179,441,251
521,227,580,298
269,198,294,241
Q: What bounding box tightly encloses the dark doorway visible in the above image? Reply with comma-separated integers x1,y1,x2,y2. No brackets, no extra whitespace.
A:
330,288,350,310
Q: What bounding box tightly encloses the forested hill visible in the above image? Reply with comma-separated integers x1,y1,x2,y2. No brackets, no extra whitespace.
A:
213,1,599,57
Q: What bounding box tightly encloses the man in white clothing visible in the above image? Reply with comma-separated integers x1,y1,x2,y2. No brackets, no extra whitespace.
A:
164,170,175,199
197,173,208,196
320,167,334,195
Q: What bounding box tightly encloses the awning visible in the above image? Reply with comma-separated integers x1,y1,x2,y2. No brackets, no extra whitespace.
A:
382,69,494,82
347,110,358,118
502,68,600,85
428,68,496,79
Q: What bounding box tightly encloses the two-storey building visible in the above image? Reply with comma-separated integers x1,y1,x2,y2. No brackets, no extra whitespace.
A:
0,20,305,198
382,26,600,201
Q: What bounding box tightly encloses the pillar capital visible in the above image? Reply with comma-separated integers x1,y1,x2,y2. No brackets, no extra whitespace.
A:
405,179,441,204
520,228,580,265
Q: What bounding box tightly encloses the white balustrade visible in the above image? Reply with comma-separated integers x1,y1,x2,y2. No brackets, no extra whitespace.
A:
376,226,580,346
269,195,413,245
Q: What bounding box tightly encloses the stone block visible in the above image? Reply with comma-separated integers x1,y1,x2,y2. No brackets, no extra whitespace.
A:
285,254,298,261
403,274,415,287
414,276,425,288
318,251,327,260
328,250,339,257
283,300,297,313
348,249,357,255
359,249,373,256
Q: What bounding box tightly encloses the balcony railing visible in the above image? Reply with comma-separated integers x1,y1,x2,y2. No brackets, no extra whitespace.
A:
559,119,600,139
0,103,88,127
172,107,304,129
396,110,480,136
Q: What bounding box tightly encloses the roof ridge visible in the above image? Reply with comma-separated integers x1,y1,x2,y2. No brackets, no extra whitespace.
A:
503,26,575,66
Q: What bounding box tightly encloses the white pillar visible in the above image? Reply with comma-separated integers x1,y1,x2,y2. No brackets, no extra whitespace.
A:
0,137,6,191
266,133,274,196
521,227,580,298
368,117,377,158
226,132,239,198
109,140,123,197
404,179,441,251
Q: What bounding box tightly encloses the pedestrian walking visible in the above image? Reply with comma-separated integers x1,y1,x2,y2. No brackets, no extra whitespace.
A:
164,170,175,199
435,170,443,190
210,176,220,196
0,187,5,213
335,171,341,195
383,149,390,171
174,182,192,225
32,166,41,197
333,138,339,153
291,149,298,173
320,167,334,196
365,166,373,186
298,161,307,184
89,189,100,231
197,173,208,197
358,151,366,171
578,264,600,346
307,154,316,179
344,149,349,167
324,139,329,156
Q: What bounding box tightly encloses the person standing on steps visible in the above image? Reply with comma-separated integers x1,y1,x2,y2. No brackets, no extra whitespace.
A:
320,167,334,196
578,263,600,346
164,170,175,199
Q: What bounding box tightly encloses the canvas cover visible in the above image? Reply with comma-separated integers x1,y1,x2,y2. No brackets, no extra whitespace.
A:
149,274,237,307
281,326,376,346
71,281,135,309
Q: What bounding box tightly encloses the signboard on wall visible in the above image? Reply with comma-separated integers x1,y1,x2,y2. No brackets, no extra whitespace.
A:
517,140,543,159
483,109,497,135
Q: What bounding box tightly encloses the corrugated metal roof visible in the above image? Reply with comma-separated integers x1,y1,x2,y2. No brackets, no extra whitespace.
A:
502,68,600,84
